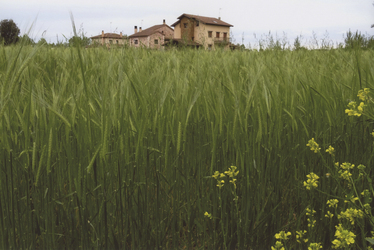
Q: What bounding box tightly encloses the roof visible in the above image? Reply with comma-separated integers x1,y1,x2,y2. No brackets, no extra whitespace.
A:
171,14,233,27
90,33,124,39
128,24,174,38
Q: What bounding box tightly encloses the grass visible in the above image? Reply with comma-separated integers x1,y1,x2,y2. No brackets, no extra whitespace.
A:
0,43,373,249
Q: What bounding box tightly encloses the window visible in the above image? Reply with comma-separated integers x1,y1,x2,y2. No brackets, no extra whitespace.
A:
208,31,212,38
116,40,119,44
134,39,138,45
154,39,158,45
109,40,113,44
184,23,187,28
196,21,199,27
223,33,227,39
192,37,194,41
216,32,220,38
208,44,212,50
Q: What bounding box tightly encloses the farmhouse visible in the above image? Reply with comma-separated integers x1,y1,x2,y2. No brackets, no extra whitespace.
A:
170,13,234,49
90,31,127,46
128,20,174,49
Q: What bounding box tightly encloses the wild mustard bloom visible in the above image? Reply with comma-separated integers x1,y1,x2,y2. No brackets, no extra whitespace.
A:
361,189,370,197
326,145,335,155
303,172,320,190
275,231,291,240
339,170,352,182
340,162,355,170
325,211,334,219
308,242,323,250
217,180,225,189
271,241,284,250
229,178,237,189
338,208,364,225
306,207,316,216
344,194,358,204
371,130,374,137
204,212,212,219
327,199,339,208
307,218,316,228
306,138,321,153
212,171,225,188
357,88,370,101
296,230,308,243
224,166,239,178
345,101,365,117
332,224,356,248
363,204,371,214
212,171,220,179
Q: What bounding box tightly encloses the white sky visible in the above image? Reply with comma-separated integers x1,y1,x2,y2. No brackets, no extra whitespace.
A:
1,0,373,48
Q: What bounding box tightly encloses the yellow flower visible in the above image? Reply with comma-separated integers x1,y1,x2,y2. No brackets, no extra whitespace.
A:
296,230,308,243
307,218,316,228
339,170,352,181
344,195,358,204
308,242,322,250
216,180,225,189
204,212,212,219
325,211,334,219
326,145,335,155
304,172,320,190
271,241,284,250
340,162,355,170
357,88,370,101
338,208,364,225
275,231,291,240
345,101,365,117
212,171,220,179
224,166,239,178
327,199,339,208
361,189,370,197
306,138,321,153
332,224,356,248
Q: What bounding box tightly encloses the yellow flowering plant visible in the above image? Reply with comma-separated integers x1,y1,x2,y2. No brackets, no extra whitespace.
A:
300,131,374,248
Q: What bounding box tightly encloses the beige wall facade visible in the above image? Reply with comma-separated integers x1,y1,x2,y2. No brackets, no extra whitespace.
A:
129,25,173,49
92,37,127,46
173,19,231,49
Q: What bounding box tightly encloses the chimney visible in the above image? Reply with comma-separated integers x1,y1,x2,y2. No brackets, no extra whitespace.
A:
218,17,221,20
102,30,104,37
163,19,165,25
120,32,122,38
102,30,104,45
134,26,138,34
139,27,142,32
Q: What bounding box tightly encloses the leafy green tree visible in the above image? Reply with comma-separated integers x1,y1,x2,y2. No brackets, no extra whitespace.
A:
19,34,34,45
68,35,90,47
0,19,20,45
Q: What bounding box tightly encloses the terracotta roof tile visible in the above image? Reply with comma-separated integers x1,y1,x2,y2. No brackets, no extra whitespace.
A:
171,14,233,27
128,24,174,38
90,33,124,39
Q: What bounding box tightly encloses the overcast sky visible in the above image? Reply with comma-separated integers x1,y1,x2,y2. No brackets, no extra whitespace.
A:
2,0,373,48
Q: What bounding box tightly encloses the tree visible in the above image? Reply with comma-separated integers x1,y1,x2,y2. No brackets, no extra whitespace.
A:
68,35,90,47
19,34,34,45
0,19,20,45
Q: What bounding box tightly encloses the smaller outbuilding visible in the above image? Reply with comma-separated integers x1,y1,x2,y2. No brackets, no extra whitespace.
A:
90,31,127,46
128,20,174,49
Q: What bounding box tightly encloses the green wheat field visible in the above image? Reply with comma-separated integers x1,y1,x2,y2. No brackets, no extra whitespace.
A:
0,43,373,249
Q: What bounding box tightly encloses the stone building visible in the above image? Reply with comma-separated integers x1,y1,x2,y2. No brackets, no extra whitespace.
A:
128,20,174,49
90,31,127,46
171,13,234,49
